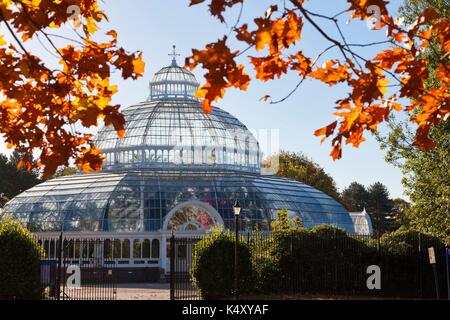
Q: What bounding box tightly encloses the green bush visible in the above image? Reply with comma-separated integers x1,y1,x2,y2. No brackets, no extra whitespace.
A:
190,222,447,298
253,225,446,297
379,229,447,297
255,225,374,293
190,229,253,299
0,216,44,299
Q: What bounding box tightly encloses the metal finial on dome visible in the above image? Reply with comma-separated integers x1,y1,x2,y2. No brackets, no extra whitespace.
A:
169,45,180,66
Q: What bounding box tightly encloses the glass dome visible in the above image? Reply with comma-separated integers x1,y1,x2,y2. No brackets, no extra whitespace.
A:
94,69,261,173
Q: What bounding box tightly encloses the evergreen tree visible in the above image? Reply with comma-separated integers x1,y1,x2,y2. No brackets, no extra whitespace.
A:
341,182,370,212
366,182,394,236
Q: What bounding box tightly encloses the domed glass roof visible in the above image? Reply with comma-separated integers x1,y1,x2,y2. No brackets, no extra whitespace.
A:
94,62,260,173
1,52,355,235
2,171,354,233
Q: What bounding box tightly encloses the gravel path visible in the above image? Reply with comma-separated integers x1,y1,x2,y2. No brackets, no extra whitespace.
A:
116,283,170,300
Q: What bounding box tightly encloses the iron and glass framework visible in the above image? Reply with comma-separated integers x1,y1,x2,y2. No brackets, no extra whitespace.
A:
3,171,353,233
1,55,355,273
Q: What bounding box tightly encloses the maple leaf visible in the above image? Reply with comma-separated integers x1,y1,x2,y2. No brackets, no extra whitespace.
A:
250,54,289,81
314,121,338,143
187,36,250,113
0,1,144,176
190,0,242,23
310,60,351,86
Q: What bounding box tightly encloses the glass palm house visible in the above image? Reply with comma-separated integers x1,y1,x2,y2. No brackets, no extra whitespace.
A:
1,53,354,279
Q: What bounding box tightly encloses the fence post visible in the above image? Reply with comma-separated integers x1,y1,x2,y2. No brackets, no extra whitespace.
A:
170,233,175,300
418,233,423,298
446,247,450,300
56,232,63,300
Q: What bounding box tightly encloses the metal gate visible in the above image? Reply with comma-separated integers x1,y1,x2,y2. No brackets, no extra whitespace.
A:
169,235,203,300
39,235,117,300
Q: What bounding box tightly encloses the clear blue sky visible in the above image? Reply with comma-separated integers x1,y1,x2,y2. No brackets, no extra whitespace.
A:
0,0,408,199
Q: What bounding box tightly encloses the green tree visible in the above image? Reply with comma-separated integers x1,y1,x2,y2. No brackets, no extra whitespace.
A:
274,151,340,201
0,216,44,299
366,182,394,235
377,0,450,244
341,182,370,212
270,208,302,232
50,166,79,180
390,198,412,230
0,151,41,207
399,0,449,24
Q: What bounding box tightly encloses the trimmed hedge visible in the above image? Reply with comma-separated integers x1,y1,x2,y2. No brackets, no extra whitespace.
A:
190,229,252,299
0,216,44,299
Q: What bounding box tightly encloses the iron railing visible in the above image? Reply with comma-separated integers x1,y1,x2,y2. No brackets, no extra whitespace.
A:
170,232,448,300
38,235,117,300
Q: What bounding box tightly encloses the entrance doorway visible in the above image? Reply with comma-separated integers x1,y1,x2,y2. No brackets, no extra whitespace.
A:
162,200,223,274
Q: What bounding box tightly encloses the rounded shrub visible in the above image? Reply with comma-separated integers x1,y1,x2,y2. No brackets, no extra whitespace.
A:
0,216,44,299
190,229,253,299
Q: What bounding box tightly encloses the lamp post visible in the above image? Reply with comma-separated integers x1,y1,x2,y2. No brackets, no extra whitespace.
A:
233,200,241,300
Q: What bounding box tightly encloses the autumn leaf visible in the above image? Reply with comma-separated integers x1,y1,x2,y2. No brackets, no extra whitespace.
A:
250,54,289,81
314,121,338,143
189,0,449,159
0,1,144,176
190,0,242,23
310,60,351,86
186,36,250,113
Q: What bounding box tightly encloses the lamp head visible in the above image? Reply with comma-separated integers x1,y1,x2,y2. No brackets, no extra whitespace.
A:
233,200,241,216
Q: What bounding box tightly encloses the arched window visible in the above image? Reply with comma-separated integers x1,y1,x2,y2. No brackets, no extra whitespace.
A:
43,239,50,259
82,240,88,259
150,149,155,161
151,239,160,258
88,240,95,258
142,239,151,258
113,239,121,259
63,239,73,259
49,239,55,259
156,150,162,162
122,239,130,258
133,239,141,258
104,239,112,259
166,205,220,231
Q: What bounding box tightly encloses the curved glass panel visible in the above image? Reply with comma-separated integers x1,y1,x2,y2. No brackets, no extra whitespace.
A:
1,171,354,233
167,206,218,231
94,101,260,173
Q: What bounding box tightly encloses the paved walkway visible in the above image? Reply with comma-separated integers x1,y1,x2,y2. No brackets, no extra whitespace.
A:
116,283,170,300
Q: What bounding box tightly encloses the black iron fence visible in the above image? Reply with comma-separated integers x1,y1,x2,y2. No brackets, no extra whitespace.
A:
170,236,203,300
170,231,449,300
38,235,117,300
